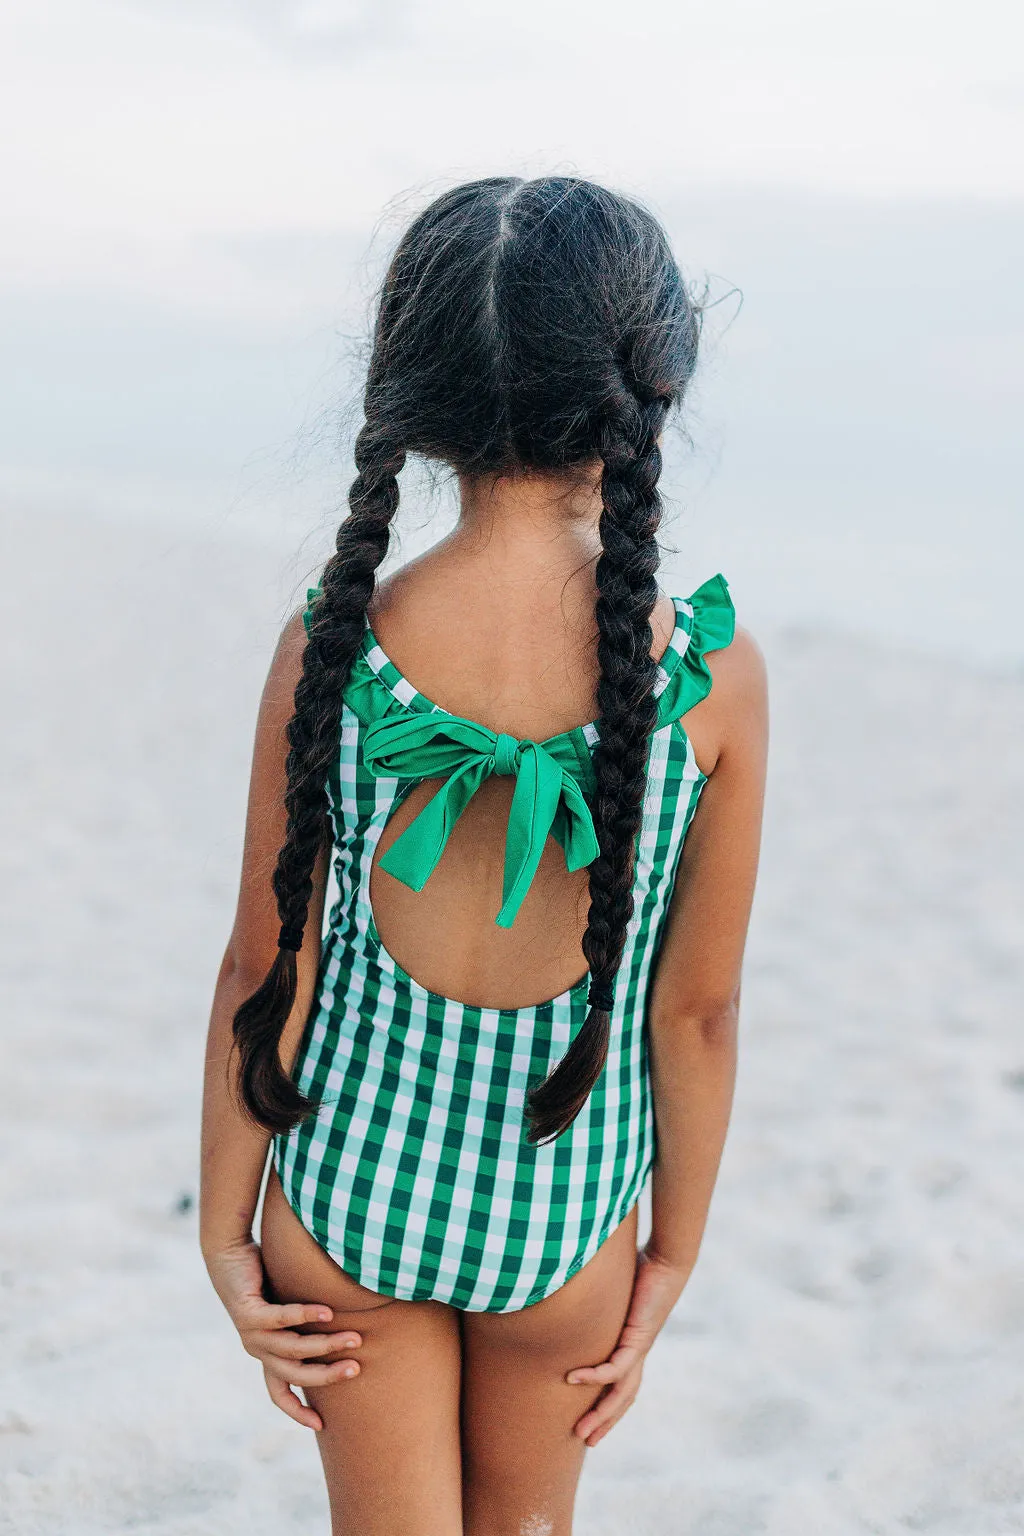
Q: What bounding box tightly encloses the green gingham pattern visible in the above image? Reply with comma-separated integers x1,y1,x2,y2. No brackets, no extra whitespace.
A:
274,576,734,1312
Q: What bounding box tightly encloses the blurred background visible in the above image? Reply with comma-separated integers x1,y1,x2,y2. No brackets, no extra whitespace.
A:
1,4,1022,1534
2,0,1022,656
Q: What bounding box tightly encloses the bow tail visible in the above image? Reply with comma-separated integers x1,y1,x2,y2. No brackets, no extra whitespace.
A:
549,774,602,872
494,746,563,928
376,758,490,893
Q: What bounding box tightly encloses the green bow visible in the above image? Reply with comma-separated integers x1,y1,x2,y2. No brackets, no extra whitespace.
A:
362,712,599,929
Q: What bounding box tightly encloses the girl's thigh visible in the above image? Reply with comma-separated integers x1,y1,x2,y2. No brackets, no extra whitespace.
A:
459,1204,639,1536
260,1167,463,1536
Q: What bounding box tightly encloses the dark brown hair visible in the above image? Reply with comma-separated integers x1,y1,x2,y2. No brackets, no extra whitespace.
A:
233,177,701,1142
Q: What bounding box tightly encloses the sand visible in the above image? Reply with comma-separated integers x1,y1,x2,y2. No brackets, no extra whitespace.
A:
1,505,1022,1535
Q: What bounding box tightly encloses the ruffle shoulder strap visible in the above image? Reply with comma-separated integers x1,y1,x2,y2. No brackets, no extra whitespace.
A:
301,586,322,636
655,573,736,728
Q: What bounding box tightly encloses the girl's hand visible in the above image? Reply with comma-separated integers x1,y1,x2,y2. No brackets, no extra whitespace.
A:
204,1237,363,1431
566,1245,690,1447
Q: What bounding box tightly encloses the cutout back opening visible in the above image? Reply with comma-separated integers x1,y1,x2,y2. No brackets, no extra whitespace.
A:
369,775,590,1011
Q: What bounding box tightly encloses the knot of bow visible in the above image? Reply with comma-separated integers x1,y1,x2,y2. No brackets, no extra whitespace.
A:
361,712,599,929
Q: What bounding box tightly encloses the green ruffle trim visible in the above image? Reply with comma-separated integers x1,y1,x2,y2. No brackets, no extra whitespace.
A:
301,586,322,637
654,573,736,728
304,572,735,732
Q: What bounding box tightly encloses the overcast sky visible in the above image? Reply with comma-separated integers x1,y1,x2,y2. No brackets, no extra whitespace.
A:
2,0,1022,311
1,0,1021,660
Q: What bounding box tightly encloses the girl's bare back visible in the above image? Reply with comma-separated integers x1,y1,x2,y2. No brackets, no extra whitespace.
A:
365,493,693,1010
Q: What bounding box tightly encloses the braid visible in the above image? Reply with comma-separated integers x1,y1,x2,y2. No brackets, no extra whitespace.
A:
228,178,700,1143
526,393,667,1143
232,421,406,1133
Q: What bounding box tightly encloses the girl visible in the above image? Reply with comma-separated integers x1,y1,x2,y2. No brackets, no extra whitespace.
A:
201,176,767,1536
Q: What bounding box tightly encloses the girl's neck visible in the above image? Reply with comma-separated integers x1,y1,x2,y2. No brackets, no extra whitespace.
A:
447,469,604,586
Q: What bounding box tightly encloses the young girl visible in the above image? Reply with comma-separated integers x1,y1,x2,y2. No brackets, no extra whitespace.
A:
201,176,767,1535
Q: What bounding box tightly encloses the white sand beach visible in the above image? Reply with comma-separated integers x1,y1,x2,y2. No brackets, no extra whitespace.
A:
1,504,1022,1536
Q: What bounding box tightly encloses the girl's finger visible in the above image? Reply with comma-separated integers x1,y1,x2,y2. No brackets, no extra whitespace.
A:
574,1387,623,1441
252,1329,362,1361
264,1369,323,1432
565,1360,623,1386
251,1301,335,1331
574,1375,638,1441
264,1356,361,1389
565,1344,639,1386
586,1399,636,1448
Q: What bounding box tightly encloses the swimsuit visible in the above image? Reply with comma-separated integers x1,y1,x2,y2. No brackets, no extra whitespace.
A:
274,574,734,1313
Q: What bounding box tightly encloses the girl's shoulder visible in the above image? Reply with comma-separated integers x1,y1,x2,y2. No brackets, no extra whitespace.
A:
685,625,767,779
262,608,309,710
703,624,767,714
662,577,766,777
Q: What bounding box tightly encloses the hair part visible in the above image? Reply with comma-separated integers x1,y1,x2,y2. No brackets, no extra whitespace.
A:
232,175,701,1142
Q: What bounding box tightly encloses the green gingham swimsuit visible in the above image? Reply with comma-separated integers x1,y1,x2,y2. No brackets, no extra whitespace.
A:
274,574,734,1313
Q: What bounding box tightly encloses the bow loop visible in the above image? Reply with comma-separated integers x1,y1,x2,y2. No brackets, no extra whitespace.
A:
362,711,598,928
493,732,520,777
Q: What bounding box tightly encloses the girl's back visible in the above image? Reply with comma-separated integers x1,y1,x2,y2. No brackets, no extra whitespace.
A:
366,485,681,1010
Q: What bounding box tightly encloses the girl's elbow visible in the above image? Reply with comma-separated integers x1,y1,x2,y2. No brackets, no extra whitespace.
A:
218,939,271,999
650,994,739,1046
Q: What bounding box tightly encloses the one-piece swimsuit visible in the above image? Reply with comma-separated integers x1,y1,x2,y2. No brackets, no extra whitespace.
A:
274,574,734,1313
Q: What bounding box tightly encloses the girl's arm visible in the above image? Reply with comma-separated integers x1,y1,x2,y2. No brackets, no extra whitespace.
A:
569,626,768,1445
200,613,362,1431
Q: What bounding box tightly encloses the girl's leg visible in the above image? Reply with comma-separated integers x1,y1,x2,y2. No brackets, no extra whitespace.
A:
459,1205,639,1536
260,1168,463,1536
